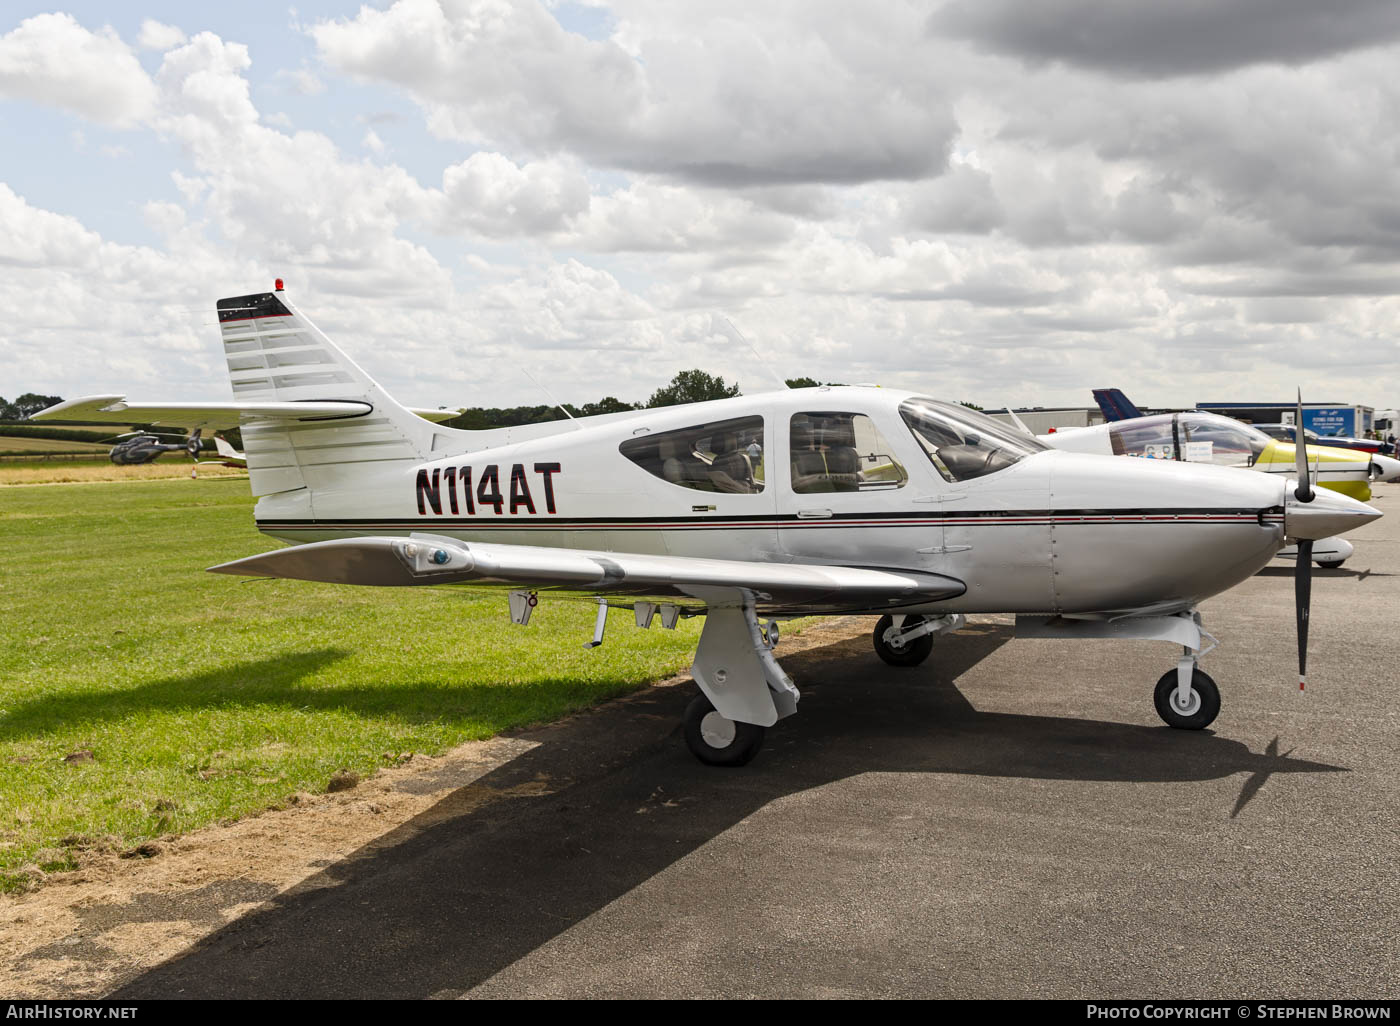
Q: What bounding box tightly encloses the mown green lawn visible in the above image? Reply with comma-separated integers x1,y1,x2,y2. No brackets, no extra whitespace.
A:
0,478,705,889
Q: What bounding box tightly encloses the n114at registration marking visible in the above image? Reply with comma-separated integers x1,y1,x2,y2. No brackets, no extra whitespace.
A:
416,462,561,516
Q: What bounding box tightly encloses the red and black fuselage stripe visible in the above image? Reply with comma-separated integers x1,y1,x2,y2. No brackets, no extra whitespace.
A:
257,507,1287,533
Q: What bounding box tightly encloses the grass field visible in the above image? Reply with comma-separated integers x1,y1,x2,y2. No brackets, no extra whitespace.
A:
0,477,707,891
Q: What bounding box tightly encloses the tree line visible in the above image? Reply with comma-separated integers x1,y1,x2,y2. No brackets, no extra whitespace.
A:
439,369,758,430
0,394,64,422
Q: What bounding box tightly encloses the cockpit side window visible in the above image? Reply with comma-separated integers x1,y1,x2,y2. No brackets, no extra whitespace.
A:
790,412,907,493
619,415,765,494
899,398,1045,482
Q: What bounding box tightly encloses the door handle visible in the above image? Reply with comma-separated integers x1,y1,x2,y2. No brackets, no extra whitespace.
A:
797,508,833,519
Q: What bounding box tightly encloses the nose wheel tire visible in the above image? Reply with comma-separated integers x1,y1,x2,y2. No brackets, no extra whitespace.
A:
1153,669,1220,730
1316,559,1345,569
873,614,935,667
683,694,766,766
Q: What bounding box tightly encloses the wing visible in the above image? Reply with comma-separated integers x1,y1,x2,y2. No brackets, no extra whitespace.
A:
208,534,966,614
33,395,372,431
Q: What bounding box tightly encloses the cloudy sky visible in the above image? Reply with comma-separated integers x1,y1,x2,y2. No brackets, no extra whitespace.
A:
3,1,1400,411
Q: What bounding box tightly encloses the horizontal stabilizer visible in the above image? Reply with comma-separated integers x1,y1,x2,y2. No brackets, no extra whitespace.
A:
33,395,372,430
34,395,461,431
209,535,966,610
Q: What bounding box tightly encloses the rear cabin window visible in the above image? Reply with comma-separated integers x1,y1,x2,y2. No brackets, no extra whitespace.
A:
790,412,907,493
619,416,765,494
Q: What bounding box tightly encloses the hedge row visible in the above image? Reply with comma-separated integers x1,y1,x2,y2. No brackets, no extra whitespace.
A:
0,425,116,443
0,425,213,448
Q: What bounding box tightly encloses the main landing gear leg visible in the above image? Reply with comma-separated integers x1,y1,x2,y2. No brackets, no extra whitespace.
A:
684,605,800,766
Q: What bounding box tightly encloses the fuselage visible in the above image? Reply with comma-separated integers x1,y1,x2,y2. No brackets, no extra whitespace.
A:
253,388,1297,617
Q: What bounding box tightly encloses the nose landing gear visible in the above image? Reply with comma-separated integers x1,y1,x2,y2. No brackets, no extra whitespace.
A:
1153,667,1220,730
873,613,967,667
1016,609,1222,731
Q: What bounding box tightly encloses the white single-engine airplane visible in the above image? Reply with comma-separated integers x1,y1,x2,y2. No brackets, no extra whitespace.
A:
37,284,1382,766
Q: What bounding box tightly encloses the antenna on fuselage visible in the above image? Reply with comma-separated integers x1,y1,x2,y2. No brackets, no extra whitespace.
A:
520,368,582,430
712,315,791,392
1005,407,1035,437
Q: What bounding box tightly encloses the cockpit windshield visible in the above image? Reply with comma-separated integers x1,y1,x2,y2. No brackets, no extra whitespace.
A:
899,398,1048,482
1107,412,1270,468
1176,413,1271,467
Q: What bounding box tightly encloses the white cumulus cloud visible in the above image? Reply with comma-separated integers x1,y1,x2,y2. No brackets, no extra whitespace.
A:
0,13,156,127
137,19,187,52
312,0,957,186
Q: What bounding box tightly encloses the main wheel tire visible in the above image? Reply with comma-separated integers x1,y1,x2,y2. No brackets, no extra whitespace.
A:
873,614,935,667
1316,559,1345,569
1153,668,1221,730
683,694,765,766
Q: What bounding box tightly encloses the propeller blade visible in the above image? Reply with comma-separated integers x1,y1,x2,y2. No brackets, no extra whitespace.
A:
1294,389,1313,503
1295,538,1312,691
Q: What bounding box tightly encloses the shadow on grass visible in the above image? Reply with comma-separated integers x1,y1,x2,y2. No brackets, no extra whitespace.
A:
0,648,652,741
110,625,1349,999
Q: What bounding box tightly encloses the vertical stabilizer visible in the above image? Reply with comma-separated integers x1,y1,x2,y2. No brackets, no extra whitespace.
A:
1091,388,1144,422
217,285,441,498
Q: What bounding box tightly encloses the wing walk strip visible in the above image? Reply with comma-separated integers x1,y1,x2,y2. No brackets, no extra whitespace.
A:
258,508,1285,532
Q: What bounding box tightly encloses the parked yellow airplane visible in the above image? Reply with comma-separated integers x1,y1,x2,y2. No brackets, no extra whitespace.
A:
1044,410,1400,502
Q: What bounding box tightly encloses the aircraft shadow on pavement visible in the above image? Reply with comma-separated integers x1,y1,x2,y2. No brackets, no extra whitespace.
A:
111,625,1345,1000
1255,565,1395,580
